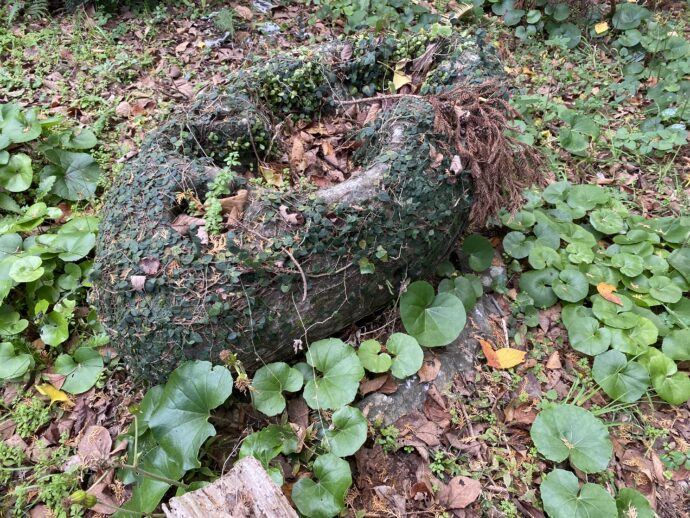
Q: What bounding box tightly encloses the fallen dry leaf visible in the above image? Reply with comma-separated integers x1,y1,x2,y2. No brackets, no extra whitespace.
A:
36,383,73,407
138,257,160,275
171,214,206,235
418,357,441,383
438,476,482,509
131,275,146,291
78,425,112,465
480,339,526,369
545,351,562,370
597,282,623,306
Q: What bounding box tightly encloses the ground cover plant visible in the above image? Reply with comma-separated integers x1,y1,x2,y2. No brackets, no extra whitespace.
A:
0,0,688,517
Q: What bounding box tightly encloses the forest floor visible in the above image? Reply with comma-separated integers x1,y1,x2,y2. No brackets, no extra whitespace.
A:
0,1,689,517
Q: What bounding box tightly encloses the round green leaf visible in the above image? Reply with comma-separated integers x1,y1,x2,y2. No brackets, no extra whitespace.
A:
9,255,44,283
0,304,28,335
323,406,367,457
611,253,644,277
54,347,104,394
612,3,649,29
400,281,465,347
565,241,594,264
648,275,682,304
592,350,649,403
584,264,621,286
60,128,98,150
561,304,593,329
251,362,304,416
462,234,494,272
616,488,655,518
500,210,535,231
239,423,298,479
531,404,612,473
528,245,562,270
303,338,365,410
668,248,690,284
55,229,96,262
543,181,571,204
40,311,69,346
590,209,625,234
534,221,561,249
41,149,100,201
662,329,690,361
386,333,423,379
503,231,534,259
566,184,609,211
552,268,589,303
438,275,481,311
567,317,611,356
541,469,616,518
357,339,392,374
519,268,558,308
653,371,690,406
0,342,33,380
292,454,352,518
644,254,668,275
0,153,33,193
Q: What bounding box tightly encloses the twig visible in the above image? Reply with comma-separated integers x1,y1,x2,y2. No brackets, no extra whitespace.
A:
336,93,424,105
282,247,308,303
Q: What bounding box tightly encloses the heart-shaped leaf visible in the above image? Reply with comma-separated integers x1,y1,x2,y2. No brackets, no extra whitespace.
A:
565,241,594,264
503,231,534,259
662,329,690,361
0,342,33,380
566,317,611,355
530,404,612,473
540,469,616,518
611,253,644,277
566,184,609,211
357,339,392,374
543,181,571,204
519,268,559,308
41,149,100,201
251,362,304,417
652,370,690,406
528,245,562,270
616,488,655,518
303,338,364,410
590,208,626,234
148,361,233,470
552,268,589,303
462,234,494,272
0,153,32,193
612,3,649,29
40,311,69,346
386,332,423,379
592,350,649,403
54,347,104,394
292,454,352,518
500,210,535,231
648,275,683,303
323,406,367,457
400,281,465,347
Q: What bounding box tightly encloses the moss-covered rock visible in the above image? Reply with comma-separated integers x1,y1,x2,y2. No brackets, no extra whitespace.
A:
92,32,502,381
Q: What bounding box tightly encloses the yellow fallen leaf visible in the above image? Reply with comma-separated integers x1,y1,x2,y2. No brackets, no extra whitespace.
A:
594,22,609,34
597,282,623,306
393,61,412,91
36,383,73,407
480,339,527,369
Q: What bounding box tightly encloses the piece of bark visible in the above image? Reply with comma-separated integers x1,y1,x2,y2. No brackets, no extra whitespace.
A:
162,457,297,518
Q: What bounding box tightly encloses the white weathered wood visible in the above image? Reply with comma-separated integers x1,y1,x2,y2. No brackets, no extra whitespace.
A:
163,456,298,518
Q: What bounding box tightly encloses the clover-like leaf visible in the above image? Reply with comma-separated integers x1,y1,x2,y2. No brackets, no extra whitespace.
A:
503,231,534,259
519,268,559,308
251,362,304,417
462,234,494,272
541,469,617,518
292,454,352,518
568,317,612,356
9,255,44,283
400,281,465,347
386,332,424,379
54,347,104,394
303,338,364,410
552,268,589,303
662,329,690,361
648,275,683,304
323,406,367,457
148,361,233,470
0,342,34,380
531,404,612,473
357,339,392,374
590,208,625,234
592,350,649,403
0,153,32,193
616,487,655,518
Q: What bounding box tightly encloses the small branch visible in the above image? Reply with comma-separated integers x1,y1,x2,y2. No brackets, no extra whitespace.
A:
336,93,424,105
282,247,308,303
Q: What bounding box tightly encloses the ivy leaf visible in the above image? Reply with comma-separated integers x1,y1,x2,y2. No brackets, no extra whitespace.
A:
519,268,558,308
386,332,423,379
54,347,105,394
616,488,655,518
530,404,612,473
323,406,367,457
540,469,617,518
292,454,352,518
251,362,303,417
148,361,233,470
357,340,392,374
41,149,100,201
400,281,465,347
566,316,611,356
462,234,494,272
303,338,365,410
592,350,649,403
648,275,683,303
662,329,690,361
0,342,33,380
552,268,589,303
0,153,33,193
